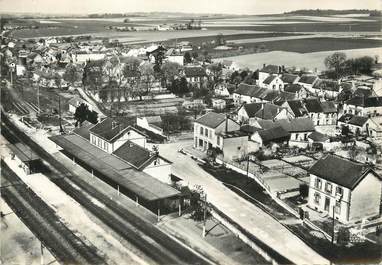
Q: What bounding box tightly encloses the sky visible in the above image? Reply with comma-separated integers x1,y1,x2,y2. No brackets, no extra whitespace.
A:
0,0,380,15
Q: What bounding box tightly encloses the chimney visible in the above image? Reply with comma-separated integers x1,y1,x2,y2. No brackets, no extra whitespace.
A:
282,65,285,72
263,63,266,69
278,66,282,74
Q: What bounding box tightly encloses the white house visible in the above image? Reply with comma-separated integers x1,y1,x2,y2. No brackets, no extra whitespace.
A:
308,155,382,223
89,118,147,153
237,102,292,124
297,75,319,91
261,75,284,91
194,112,240,151
258,64,283,84
343,96,382,117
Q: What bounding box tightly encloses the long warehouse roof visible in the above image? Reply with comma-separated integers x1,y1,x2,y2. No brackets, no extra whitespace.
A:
49,134,180,201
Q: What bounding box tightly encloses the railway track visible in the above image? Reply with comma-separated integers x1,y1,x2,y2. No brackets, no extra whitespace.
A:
1,113,211,265
1,161,106,265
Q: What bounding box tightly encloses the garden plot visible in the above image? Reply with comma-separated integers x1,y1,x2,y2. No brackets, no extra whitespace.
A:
282,155,317,169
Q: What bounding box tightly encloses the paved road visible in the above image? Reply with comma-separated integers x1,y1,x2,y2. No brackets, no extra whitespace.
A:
159,141,329,265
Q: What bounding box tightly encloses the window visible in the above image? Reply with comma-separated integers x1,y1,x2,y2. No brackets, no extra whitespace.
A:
217,136,220,146
200,127,204,135
272,85,276,90
335,201,341,214
315,178,322,189
336,186,343,196
205,129,208,137
304,133,308,141
325,182,332,193
104,142,108,151
92,135,96,144
314,192,321,204
98,138,101,147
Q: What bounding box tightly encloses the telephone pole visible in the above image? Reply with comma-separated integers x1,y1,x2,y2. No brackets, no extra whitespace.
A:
202,193,207,238
58,96,64,134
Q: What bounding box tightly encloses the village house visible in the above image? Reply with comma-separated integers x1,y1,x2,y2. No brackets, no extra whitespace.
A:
89,118,147,153
283,84,308,99
250,126,290,148
113,141,172,184
281,100,308,119
308,155,382,224
297,75,319,91
211,98,227,110
304,98,337,126
367,116,382,138
260,75,284,91
280,73,300,85
258,64,284,84
194,112,240,151
255,118,315,148
183,66,208,88
214,82,230,97
338,114,369,136
307,131,330,149
237,102,292,124
343,96,382,117
215,130,252,161
311,79,341,99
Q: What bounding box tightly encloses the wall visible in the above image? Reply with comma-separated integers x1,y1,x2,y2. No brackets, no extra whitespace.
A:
143,157,172,184
349,172,382,223
222,136,249,161
307,174,351,223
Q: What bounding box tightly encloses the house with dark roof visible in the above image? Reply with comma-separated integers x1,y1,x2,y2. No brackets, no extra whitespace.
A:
113,140,172,184
258,64,283,84
304,98,337,126
89,118,147,153
260,75,284,91
251,126,290,147
281,100,308,119
280,73,300,85
253,118,315,148
308,155,382,223
194,112,240,151
284,83,308,99
343,96,382,117
237,102,293,124
338,114,372,136
297,75,319,90
311,79,341,99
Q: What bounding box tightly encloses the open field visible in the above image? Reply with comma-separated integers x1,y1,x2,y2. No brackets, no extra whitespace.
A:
215,47,382,71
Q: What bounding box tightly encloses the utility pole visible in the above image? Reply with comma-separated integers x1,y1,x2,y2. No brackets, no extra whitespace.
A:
37,85,40,113
202,193,207,238
40,242,44,265
58,96,64,134
331,205,335,245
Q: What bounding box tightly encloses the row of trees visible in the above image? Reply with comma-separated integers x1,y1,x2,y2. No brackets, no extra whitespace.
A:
324,52,376,79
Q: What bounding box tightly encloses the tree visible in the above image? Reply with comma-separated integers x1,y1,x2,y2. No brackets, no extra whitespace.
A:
207,63,223,85
189,185,210,222
82,60,104,93
161,61,182,88
139,62,155,100
184,52,192,64
63,64,81,88
324,52,347,78
122,56,142,100
74,103,89,125
216,33,225,46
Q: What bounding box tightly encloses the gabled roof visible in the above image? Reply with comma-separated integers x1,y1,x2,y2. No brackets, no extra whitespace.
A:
234,83,262,97
89,117,140,142
217,130,248,139
338,114,368,127
242,102,284,120
284,84,304,93
260,64,280,74
309,155,377,190
354,87,375,98
320,101,337,113
345,96,382,108
184,66,206,77
304,98,323,113
286,100,307,117
256,126,290,144
240,124,262,134
281,73,299,84
73,121,94,140
113,141,154,170
263,75,277,85
312,79,340,92
298,75,318,85
308,131,329,142
257,118,315,132
195,112,227,128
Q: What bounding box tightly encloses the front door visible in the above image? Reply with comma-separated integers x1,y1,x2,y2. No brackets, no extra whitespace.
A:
324,197,330,212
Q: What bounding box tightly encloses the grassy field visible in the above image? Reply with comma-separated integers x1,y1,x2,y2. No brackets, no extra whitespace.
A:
215,47,382,71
